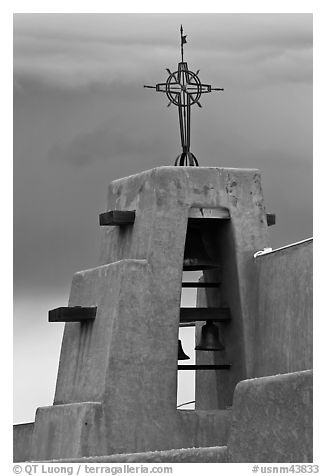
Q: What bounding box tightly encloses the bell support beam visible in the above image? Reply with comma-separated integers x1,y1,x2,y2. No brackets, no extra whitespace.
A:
180,307,231,323
99,210,136,226
188,214,275,228
183,261,221,271
178,364,231,370
49,306,97,323
182,282,220,288
187,217,230,229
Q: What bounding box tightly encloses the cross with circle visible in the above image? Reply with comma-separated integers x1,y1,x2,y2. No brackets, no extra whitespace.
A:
144,26,223,166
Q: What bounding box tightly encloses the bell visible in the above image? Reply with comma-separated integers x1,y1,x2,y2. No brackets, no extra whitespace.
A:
195,321,225,351
178,339,190,360
183,228,212,270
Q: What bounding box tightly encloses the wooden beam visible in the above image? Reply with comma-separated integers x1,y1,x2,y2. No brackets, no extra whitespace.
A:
182,282,220,288
180,307,231,323
178,364,231,370
49,306,97,323
188,207,230,220
266,213,276,226
188,216,230,229
188,213,275,227
99,210,135,226
183,259,221,271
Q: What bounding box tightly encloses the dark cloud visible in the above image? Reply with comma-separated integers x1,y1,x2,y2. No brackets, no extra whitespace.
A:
14,13,312,91
47,124,167,166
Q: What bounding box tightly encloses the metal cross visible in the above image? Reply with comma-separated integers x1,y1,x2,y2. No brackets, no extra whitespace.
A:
144,25,224,166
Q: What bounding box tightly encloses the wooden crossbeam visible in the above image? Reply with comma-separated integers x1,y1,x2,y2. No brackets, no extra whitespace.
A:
182,282,220,288
188,214,275,227
188,217,230,229
178,364,231,370
99,210,136,226
183,260,221,271
49,306,97,323
266,213,276,226
180,307,231,323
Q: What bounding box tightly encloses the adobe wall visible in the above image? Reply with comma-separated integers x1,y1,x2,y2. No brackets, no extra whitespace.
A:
228,370,313,462
32,370,312,464
13,423,34,463
253,239,313,377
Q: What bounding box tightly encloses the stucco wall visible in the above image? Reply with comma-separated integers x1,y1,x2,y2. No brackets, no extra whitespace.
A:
13,423,34,462
41,370,313,464
228,370,313,463
253,239,312,377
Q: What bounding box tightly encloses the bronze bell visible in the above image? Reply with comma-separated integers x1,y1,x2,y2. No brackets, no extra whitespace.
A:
183,228,212,270
195,321,224,351
178,339,190,360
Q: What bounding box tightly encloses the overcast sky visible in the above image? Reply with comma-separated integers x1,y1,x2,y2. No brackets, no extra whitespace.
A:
13,13,312,423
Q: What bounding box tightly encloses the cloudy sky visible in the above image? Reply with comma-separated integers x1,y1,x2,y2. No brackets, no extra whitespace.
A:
13,13,312,423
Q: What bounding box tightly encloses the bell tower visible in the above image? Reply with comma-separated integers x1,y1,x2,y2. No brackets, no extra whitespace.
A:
26,165,272,461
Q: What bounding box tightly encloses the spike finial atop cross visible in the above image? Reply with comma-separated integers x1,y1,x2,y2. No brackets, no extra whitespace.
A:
144,26,224,166
180,24,187,62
